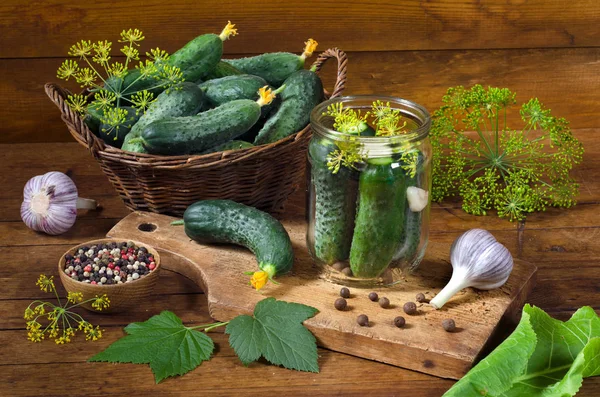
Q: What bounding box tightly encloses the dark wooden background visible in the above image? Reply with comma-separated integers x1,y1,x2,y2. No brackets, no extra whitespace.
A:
1,0,599,143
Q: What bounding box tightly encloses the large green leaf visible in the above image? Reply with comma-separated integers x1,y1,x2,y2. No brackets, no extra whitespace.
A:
444,305,600,397
225,297,319,373
89,311,214,383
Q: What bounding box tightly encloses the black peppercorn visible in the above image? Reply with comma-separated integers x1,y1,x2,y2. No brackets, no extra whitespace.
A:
442,319,456,332
394,316,406,328
403,302,417,315
378,297,390,308
340,287,350,299
368,292,378,302
416,293,427,303
357,314,369,326
334,298,347,311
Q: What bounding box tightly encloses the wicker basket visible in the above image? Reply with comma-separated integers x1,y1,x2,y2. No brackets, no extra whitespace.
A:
45,48,347,216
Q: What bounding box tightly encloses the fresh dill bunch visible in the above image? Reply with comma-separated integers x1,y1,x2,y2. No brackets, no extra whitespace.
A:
24,275,110,344
57,28,184,139
430,84,584,221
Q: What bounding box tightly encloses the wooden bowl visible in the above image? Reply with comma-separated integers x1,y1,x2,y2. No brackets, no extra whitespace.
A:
58,238,161,313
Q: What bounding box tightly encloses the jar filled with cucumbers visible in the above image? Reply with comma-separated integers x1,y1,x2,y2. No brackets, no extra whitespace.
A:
307,96,432,286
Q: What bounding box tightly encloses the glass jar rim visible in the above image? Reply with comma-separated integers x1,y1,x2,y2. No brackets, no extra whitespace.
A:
310,95,431,144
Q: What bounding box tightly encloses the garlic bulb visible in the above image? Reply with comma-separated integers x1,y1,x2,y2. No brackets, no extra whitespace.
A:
430,229,513,309
21,171,97,235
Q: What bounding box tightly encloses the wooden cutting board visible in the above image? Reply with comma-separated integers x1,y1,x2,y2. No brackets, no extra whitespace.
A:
107,211,537,379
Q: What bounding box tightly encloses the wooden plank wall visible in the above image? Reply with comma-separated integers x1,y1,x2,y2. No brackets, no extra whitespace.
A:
1,0,599,143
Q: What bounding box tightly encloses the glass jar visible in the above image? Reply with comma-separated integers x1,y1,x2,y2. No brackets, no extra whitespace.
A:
307,96,432,286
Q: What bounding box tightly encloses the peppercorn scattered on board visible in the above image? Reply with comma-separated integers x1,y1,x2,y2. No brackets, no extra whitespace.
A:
107,211,537,380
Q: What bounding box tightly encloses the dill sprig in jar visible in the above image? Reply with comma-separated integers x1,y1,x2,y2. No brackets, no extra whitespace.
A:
307,96,432,286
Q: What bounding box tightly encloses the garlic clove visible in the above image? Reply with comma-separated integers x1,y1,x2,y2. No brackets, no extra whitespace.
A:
406,187,429,212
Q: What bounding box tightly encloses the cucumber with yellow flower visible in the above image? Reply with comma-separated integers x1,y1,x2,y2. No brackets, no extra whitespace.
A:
172,200,294,290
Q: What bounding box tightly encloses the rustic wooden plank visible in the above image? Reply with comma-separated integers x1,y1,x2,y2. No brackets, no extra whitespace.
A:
3,47,600,143
2,0,600,59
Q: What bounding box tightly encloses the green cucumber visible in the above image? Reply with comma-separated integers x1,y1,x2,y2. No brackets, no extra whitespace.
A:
175,200,294,283
98,106,140,147
199,74,269,107
309,138,358,264
122,22,237,95
203,61,243,81
200,140,254,154
223,39,318,86
137,94,272,155
121,82,206,153
84,103,103,134
254,69,323,145
349,160,408,278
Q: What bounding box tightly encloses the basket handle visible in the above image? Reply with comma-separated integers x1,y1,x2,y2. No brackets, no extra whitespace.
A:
311,47,348,99
44,83,106,157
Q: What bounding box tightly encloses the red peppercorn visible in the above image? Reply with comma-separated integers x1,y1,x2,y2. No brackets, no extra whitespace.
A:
90,281,97,285
148,263,156,270
121,254,128,259
84,265,92,272
74,258,80,263
108,263,115,269
148,256,154,262
115,266,120,272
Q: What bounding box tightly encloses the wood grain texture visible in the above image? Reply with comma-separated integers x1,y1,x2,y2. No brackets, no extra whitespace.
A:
1,140,600,395
4,47,600,143
1,0,599,59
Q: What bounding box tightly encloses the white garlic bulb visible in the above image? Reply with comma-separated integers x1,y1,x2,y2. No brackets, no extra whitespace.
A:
430,229,514,309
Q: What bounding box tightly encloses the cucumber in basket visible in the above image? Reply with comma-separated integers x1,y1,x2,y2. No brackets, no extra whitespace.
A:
202,60,243,81
254,68,323,145
200,140,254,154
172,199,293,290
121,21,238,96
133,86,281,155
98,106,141,147
121,82,206,152
199,74,276,117
223,39,318,86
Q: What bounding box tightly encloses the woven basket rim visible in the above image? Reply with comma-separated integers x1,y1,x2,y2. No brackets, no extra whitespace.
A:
45,48,348,170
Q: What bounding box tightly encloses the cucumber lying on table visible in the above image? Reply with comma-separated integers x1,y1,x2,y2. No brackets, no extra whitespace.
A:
173,200,293,290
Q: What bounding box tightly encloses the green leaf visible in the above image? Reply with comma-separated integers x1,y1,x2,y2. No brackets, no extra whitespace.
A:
444,305,600,397
89,311,214,383
225,297,319,373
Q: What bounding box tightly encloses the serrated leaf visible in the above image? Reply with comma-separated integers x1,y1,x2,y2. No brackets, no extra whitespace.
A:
225,297,319,373
89,311,214,383
444,305,600,397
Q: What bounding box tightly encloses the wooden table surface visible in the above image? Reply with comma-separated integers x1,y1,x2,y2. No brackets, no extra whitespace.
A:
2,138,599,396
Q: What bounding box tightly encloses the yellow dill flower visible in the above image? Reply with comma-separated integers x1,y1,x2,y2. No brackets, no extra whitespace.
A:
94,90,116,110
107,61,127,78
26,320,41,331
85,325,103,341
36,275,55,293
159,64,185,88
67,292,84,304
68,40,93,58
146,48,170,63
137,59,158,78
24,307,35,320
75,67,96,88
121,45,140,61
130,91,156,114
34,304,46,316
92,40,112,65
49,326,60,338
27,329,44,343
66,94,88,116
119,28,145,44
249,271,269,291
91,294,110,311
56,59,79,81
